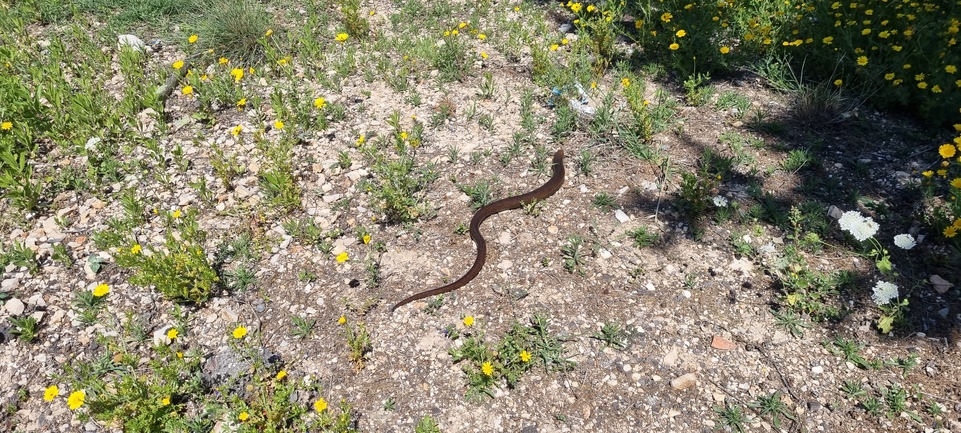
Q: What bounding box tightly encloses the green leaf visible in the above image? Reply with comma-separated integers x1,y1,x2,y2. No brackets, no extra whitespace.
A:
876,256,892,274
877,315,894,334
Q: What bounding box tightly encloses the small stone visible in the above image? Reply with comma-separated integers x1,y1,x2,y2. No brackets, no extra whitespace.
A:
614,210,630,223
827,205,844,220
681,290,692,298
153,325,175,346
5,298,25,315
645,282,655,291
670,373,697,390
711,335,736,350
1,278,19,290
497,231,512,245
117,34,145,52
930,275,954,294
811,365,824,374
496,260,513,270
662,346,678,366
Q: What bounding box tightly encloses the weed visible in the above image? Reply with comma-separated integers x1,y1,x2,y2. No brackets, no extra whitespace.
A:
459,178,496,210
626,226,659,248
1,241,39,274
561,235,585,275
771,309,812,338
825,336,881,370
862,396,883,416
223,265,257,292
683,72,715,107
383,397,395,411
591,321,630,350
881,383,908,418
885,354,919,378
343,320,371,370
841,380,866,399
576,149,595,176
714,90,750,118
591,192,618,211
713,403,748,433
8,315,39,342
195,0,272,63
290,316,316,339
781,148,814,172
748,391,796,430
415,414,441,433
478,72,495,99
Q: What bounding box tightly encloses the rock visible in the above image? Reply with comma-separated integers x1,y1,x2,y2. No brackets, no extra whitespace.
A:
117,34,145,52
497,231,512,245
811,365,824,374
1,278,19,290
27,293,45,307
153,325,175,346
827,205,844,220
930,275,953,294
614,210,630,223
670,373,697,390
728,259,754,275
710,335,736,350
4,298,25,316
662,346,679,367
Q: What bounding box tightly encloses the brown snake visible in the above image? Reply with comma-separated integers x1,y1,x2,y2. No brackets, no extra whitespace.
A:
390,149,566,312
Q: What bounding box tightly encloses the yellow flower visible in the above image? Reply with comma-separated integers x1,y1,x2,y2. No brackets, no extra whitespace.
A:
451,29,459,36
481,361,493,376
248,67,255,74
0,121,11,131
233,326,248,339
173,209,182,218
834,79,843,86
719,46,730,54
363,234,371,244
93,283,109,297
590,81,597,89
519,350,531,362
938,143,957,159
932,85,942,93
161,396,171,406
892,45,902,52
173,60,184,69
231,68,244,82
621,77,630,87
661,12,673,22
238,412,249,421
338,316,346,325
669,43,680,50
44,385,59,401
314,398,328,412
922,170,933,177
313,97,326,109
188,34,198,44
458,21,467,29
167,328,178,339
561,38,568,45
480,51,488,59
550,44,559,51
237,98,247,109
587,4,596,12
635,19,643,29
399,131,408,140
938,169,948,177
67,390,85,410
944,226,958,238
336,252,349,262
335,33,349,42
219,57,228,65
274,120,284,130
856,56,868,66
884,73,895,80
463,316,475,327
181,85,193,96
570,2,582,12
131,244,142,254
266,29,273,37
861,28,871,35
276,370,287,380
952,178,961,189
903,64,911,69
478,34,486,40
676,29,686,37
356,135,365,145
231,125,242,136
955,124,961,131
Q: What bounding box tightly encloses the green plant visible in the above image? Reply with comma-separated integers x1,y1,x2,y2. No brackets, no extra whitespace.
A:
591,192,618,211
748,391,796,430
458,178,496,210
362,147,438,223
414,414,441,433
825,336,881,370
780,148,814,172
477,72,495,99
576,149,595,176
195,0,273,63
770,309,811,338
71,285,109,324
343,320,371,370
1,240,39,273
223,265,257,292
713,403,748,433
841,380,866,399
382,397,395,411
885,354,919,378
290,316,316,339
259,166,301,212
862,396,883,416
591,321,629,350
626,226,659,248
113,208,219,303
337,0,370,39
52,243,74,267
0,148,43,212
714,90,750,118
683,72,715,106
561,235,585,275
8,315,39,342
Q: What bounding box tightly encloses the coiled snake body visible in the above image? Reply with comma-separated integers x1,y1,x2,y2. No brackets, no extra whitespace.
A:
391,149,565,312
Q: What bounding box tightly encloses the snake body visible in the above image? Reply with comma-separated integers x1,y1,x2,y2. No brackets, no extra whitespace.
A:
390,149,566,312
